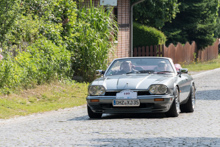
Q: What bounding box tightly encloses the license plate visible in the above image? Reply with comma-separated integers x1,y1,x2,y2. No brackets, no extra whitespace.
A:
113,99,140,107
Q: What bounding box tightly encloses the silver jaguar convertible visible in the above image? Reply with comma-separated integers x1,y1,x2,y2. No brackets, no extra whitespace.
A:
86,57,196,118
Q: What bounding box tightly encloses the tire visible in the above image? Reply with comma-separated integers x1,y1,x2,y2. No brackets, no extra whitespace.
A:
180,85,196,112
87,105,102,118
166,88,180,117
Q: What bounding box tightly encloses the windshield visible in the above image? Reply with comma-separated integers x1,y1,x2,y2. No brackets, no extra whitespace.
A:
105,58,175,76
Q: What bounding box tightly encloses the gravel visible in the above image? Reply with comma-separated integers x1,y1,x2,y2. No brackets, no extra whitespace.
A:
0,69,220,146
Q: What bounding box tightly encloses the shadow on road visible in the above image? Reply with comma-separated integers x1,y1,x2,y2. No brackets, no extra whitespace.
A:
101,113,166,119
67,113,169,121
196,89,220,100
75,137,220,146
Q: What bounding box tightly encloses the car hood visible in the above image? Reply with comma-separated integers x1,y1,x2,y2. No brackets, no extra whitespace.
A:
92,74,176,90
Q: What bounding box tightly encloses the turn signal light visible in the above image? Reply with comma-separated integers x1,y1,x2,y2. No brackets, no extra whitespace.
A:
90,99,99,102
154,98,164,101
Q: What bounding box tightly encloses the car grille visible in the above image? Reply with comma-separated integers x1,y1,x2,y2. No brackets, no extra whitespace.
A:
105,92,117,96
100,103,154,108
138,91,151,95
105,91,151,96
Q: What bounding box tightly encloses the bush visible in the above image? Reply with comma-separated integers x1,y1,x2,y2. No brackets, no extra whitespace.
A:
17,38,71,84
0,38,71,94
0,0,118,94
66,3,118,82
133,22,166,47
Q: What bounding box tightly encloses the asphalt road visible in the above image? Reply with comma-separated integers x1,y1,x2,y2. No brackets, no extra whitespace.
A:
0,69,220,147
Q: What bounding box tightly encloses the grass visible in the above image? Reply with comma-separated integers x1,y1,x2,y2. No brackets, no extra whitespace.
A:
0,80,89,119
1,55,220,119
182,55,220,71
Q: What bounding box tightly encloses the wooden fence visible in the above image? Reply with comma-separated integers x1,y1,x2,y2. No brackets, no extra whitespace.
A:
197,39,219,62
133,39,219,64
163,42,196,64
133,45,164,57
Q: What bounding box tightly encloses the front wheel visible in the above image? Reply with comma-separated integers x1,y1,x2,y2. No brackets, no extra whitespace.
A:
166,88,180,117
180,85,196,112
87,105,102,119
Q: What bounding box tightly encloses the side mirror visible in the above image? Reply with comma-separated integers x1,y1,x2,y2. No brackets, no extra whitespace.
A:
180,68,188,74
96,70,105,77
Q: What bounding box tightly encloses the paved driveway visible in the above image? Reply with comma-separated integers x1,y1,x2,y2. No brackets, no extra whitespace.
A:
0,69,220,146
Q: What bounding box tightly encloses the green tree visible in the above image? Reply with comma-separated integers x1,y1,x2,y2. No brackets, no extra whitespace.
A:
132,0,180,29
214,5,220,38
162,0,219,50
0,0,20,46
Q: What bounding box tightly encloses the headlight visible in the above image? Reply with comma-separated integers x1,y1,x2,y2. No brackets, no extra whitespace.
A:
149,84,168,95
88,85,105,96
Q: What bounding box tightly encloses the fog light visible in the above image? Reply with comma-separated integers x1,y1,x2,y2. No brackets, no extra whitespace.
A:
154,98,164,101
90,99,99,102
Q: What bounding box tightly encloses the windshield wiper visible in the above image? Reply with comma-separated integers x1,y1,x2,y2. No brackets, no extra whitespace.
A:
126,71,140,74
139,70,155,74
157,71,173,74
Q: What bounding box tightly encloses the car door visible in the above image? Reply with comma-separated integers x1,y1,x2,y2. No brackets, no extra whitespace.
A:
178,74,191,102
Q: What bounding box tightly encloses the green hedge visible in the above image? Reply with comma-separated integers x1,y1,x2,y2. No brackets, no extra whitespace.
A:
133,22,166,47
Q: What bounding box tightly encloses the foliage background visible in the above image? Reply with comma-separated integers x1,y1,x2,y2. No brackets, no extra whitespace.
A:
0,0,118,94
162,0,219,50
0,0,219,94
133,0,219,50
132,0,180,29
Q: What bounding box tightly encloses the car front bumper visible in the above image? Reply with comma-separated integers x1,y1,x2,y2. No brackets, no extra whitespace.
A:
87,95,174,114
